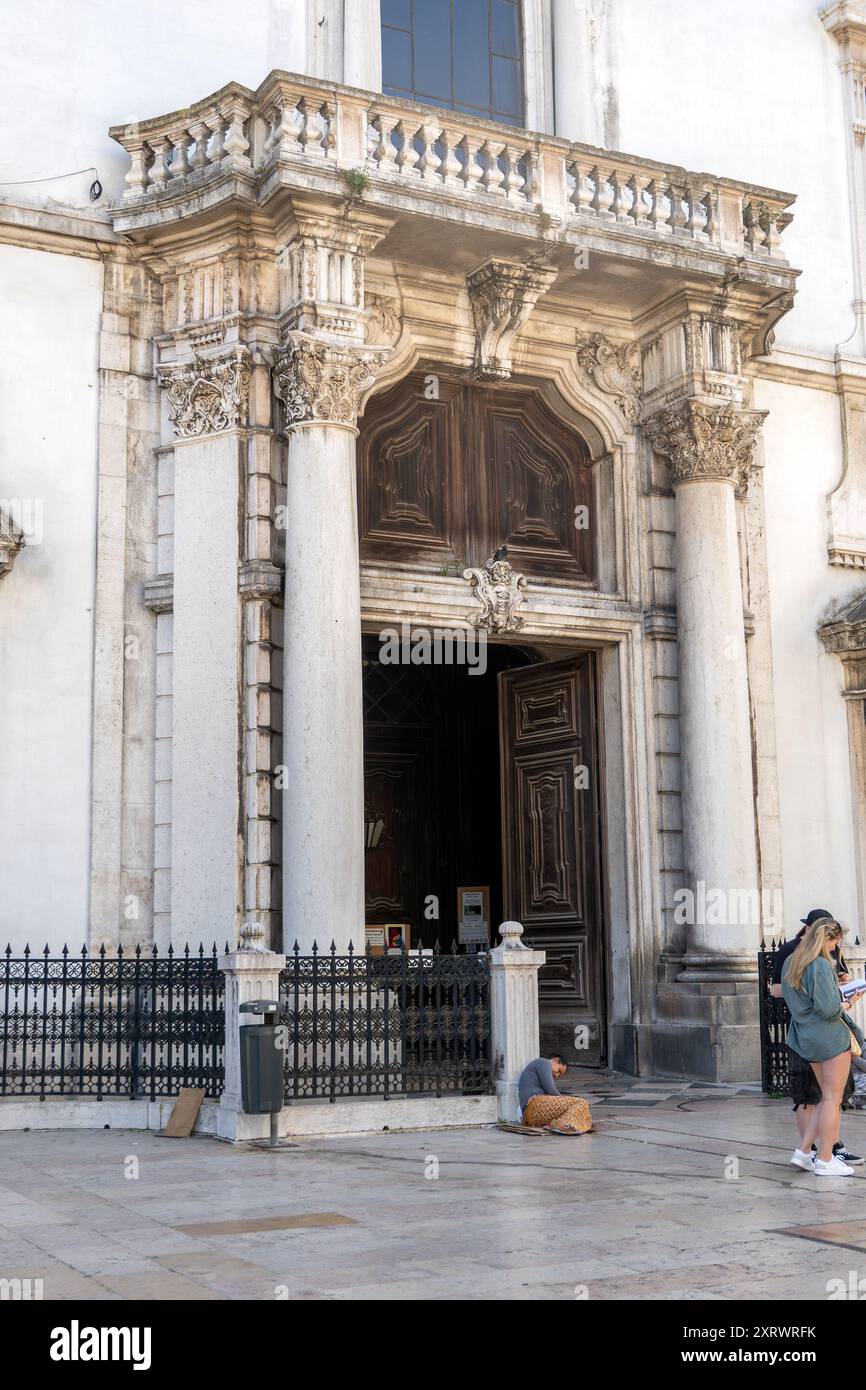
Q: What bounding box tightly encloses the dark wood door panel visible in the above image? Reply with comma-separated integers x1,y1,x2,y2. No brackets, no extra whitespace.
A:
500,653,605,1065
358,377,465,567
514,755,583,920
358,373,595,581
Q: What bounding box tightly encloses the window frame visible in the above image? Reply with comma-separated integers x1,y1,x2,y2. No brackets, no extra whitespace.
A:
381,0,545,131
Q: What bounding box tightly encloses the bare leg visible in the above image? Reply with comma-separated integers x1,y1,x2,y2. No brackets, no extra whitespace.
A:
814,1053,850,1162
799,1068,823,1152
795,1104,814,1148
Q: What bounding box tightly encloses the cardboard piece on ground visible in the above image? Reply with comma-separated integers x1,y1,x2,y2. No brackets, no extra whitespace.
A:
497,1121,591,1137
161,1087,205,1138
497,1122,551,1136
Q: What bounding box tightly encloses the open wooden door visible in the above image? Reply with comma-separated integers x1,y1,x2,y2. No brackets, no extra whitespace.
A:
499,653,606,1065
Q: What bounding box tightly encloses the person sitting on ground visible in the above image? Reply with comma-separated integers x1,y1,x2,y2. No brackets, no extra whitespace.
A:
517,1055,592,1134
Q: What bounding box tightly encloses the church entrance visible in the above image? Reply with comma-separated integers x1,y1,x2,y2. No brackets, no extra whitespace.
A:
362,633,607,1065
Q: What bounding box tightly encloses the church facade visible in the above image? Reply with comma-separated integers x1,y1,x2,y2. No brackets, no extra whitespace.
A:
4,0,866,1080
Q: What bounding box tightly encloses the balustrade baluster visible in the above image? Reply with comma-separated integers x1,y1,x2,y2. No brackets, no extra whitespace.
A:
460,135,484,192
168,130,190,181
148,137,170,191
394,120,420,177
188,121,210,171
221,100,251,169
502,145,526,201
439,127,463,187
667,181,687,233
370,113,399,174
123,141,149,199
416,123,443,183
479,140,506,195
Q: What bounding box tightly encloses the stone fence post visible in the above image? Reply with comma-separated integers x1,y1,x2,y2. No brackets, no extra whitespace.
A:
217,922,286,1142
490,920,546,1123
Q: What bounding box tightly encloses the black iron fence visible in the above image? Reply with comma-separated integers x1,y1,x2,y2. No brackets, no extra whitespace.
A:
279,941,493,1101
0,944,225,1100
758,941,789,1096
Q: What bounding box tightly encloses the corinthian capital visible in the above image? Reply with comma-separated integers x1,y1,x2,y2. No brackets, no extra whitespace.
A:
643,399,766,490
467,258,557,380
273,333,388,428
158,346,251,438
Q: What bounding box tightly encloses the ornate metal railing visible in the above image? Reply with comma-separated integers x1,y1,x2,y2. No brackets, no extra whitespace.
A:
757,941,789,1097
279,941,493,1101
0,943,226,1100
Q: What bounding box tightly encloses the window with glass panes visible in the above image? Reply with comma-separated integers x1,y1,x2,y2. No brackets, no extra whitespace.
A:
381,0,525,127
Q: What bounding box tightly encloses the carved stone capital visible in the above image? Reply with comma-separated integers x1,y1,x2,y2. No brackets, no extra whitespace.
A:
467,258,557,380
642,399,766,490
158,345,252,438
0,509,24,579
575,331,641,424
273,332,388,428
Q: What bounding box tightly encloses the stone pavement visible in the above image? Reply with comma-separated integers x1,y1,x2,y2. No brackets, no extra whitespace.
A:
2,1089,866,1300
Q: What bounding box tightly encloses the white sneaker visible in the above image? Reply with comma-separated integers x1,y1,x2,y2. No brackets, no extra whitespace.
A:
790,1149,814,1170
813,1154,855,1176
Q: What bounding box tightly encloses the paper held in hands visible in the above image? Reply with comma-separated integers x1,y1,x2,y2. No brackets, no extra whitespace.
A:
840,978,866,1000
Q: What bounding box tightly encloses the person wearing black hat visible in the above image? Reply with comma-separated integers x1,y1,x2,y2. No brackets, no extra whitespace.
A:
770,908,862,1167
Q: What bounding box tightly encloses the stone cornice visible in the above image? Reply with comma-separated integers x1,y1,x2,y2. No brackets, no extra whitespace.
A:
642,399,766,489
272,332,388,427
158,345,252,438
466,258,557,380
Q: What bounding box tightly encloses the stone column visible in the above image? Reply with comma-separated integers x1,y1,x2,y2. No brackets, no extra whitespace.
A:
217,924,286,1142
273,335,384,955
157,346,252,950
644,400,765,979
490,921,546,1123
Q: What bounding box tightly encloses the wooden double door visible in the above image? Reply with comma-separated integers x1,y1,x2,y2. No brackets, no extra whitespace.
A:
499,653,606,1065
363,646,606,1065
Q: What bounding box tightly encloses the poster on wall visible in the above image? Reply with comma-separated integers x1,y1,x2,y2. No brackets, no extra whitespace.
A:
457,886,490,946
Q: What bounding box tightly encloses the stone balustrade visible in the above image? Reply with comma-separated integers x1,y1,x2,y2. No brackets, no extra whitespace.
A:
110,70,794,261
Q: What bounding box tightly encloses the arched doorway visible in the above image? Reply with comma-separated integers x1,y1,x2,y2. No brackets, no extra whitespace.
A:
357,372,608,1065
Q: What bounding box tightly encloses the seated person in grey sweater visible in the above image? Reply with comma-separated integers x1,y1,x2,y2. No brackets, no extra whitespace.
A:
517,1056,593,1133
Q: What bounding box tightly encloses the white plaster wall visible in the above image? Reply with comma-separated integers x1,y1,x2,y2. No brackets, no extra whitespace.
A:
0,245,102,953
0,0,306,207
609,0,854,357
756,376,861,931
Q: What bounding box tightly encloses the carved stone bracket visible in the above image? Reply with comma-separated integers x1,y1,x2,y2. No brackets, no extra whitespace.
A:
273,332,388,428
464,549,528,633
467,258,557,380
642,398,766,491
158,345,252,438
0,509,24,579
575,331,641,424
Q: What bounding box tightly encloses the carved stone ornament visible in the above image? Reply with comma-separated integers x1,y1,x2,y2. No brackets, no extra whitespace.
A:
159,346,251,438
467,258,557,380
0,509,24,579
464,550,528,633
819,589,866,656
273,332,387,427
364,293,402,347
575,331,641,423
642,399,766,491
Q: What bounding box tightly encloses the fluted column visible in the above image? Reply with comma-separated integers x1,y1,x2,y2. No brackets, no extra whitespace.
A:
644,399,765,979
273,335,385,954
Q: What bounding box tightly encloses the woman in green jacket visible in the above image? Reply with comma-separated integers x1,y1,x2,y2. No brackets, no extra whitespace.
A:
782,917,856,1176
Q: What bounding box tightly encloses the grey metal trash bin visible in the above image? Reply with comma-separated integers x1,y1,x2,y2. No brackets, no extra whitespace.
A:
239,999,285,1115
